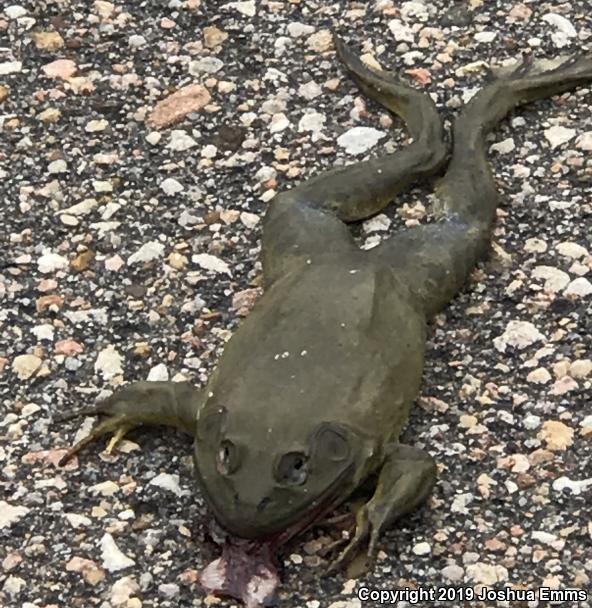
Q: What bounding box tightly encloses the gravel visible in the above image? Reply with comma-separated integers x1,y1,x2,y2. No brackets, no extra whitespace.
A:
1,1,591,607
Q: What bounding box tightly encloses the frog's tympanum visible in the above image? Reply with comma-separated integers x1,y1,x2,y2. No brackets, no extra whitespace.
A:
58,37,592,606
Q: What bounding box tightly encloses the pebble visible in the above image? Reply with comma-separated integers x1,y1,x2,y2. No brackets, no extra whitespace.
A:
203,26,228,48
12,355,42,380
564,277,592,298
474,31,497,43
0,501,30,528
576,131,592,151
544,125,576,148
337,127,387,155
111,576,140,606
89,480,120,496
269,113,290,133
189,57,224,74
524,238,547,253
537,420,574,451
570,359,592,379
388,19,414,43
0,61,22,75
158,583,180,598
523,414,541,430
306,29,333,52
94,345,124,379
85,119,108,133
552,476,592,495
287,22,315,37
299,80,322,100
147,364,169,381
149,472,189,497
147,84,211,129
64,513,92,528
412,542,431,555
32,324,54,341
42,59,77,79
100,533,135,572
128,241,165,264
240,211,260,229
167,130,197,151
222,0,256,17
526,367,551,384
465,562,508,585
5,5,28,18
146,131,161,145
94,1,114,17
556,241,588,259
201,144,217,158
160,177,184,195
232,288,262,316
298,111,325,135
48,159,68,174
31,31,64,51
128,34,146,48
3,575,25,596
450,493,472,514
441,564,464,582
531,266,570,292
542,13,577,40
93,180,113,193
493,320,546,352
363,214,391,233
192,253,232,276
490,137,515,154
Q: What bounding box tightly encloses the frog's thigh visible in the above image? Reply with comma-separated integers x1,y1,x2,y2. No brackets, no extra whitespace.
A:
366,443,437,547
371,221,480,316
262,195,356,283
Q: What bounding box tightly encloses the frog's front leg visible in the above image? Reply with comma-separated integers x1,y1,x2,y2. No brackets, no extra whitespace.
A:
57,381,202,465
328,444,436,571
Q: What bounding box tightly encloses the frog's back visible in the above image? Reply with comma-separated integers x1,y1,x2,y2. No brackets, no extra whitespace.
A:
208,255,426,441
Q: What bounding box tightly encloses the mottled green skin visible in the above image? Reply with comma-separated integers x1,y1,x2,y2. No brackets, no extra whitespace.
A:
58,40,592,565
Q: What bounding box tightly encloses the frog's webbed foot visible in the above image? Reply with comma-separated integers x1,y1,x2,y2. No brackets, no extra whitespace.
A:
57,381,201,466
57,410,137,466
327,444,437,573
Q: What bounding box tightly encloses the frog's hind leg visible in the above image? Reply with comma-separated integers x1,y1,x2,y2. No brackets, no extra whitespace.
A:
262,36,448,285
372,53,592,315
56,381,202,465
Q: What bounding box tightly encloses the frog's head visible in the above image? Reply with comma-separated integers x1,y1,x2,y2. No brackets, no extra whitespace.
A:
193,402,366,541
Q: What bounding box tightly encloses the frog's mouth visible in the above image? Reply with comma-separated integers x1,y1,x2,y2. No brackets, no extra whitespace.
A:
199,464,355,607
198,460,356,546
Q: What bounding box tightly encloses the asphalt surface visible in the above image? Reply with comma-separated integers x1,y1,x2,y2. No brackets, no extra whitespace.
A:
1,1,591,607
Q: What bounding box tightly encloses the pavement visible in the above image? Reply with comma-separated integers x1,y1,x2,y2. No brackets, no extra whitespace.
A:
0,1,591,607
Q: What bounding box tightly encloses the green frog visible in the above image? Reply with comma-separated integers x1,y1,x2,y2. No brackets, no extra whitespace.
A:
58,37,592,604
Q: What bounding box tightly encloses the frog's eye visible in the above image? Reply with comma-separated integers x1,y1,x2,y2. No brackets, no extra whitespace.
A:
275,452,308,486
216,440,239,475
314,426,350,462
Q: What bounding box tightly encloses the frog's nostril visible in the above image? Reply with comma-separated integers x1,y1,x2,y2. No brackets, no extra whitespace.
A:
257,497,271,512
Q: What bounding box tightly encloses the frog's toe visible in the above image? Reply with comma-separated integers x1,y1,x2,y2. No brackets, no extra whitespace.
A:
325,514,370,574
58,414,133,466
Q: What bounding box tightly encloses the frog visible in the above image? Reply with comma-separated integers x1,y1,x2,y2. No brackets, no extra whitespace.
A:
57,36,592,604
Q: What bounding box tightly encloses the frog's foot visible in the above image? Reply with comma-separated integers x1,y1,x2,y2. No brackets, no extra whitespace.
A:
326,444,437,573
57,414,137,466
56,381,202,466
